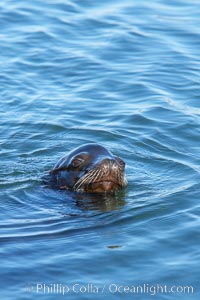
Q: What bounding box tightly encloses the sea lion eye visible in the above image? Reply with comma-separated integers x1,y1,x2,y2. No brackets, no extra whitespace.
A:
115,157,125,169
71,157,85,168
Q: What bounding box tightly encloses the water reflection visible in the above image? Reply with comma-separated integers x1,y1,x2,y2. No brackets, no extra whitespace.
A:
42,174,127,212
74,190,127,212
1,0,199,298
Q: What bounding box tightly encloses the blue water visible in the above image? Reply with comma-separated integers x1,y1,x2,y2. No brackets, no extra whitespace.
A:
0,0,200,299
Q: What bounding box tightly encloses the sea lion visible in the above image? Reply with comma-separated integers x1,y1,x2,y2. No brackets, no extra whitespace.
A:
48,143,127,193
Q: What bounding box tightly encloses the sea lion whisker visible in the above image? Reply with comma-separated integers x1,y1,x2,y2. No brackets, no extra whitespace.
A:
73,175,90,190
119,172,127,187
84,168,103,185
91,168,103,183
73,169,99,190
82,168,99,182
74,167,105,190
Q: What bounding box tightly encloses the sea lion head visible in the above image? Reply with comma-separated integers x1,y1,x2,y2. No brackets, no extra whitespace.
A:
49,144,127,193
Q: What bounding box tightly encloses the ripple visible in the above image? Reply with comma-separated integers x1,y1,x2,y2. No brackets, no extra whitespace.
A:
0,0,200,298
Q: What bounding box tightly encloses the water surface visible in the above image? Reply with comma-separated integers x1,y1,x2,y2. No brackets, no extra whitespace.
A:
0,0,200,299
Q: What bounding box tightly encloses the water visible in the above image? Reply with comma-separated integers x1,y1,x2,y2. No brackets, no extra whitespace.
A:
0,0,200,299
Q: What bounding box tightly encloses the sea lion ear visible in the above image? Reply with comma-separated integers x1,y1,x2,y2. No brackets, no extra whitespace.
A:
115,156,125,169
